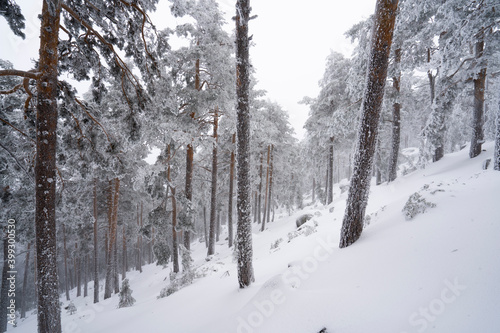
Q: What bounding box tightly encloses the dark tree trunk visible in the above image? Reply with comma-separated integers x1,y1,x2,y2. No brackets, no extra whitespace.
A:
495,94,500,171
35,0,62,331
93,178,99,303
76,243,81,297
62,224,70,301
203,205,208,248
184,143,194,250
83,255,88,298
235,0,254,288
340,0,399,249
266,145,274,225
470,39,486,158
262,145,271,226
21,242,31,318
104,178,119,299
327,137,334,204
167,145,179,273
135,203,142,273
207,109,219,256
388,48,402,182
257,152,263,224
228,133,236,247
122,225,127,279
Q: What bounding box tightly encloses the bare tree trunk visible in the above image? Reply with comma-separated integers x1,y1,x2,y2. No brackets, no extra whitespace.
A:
63,224,70,301
235,0,254,288
21,242,31,318
122,225,127,279
76,243,81,297
262,145,271,227
184,142,194,250
388,48,402,182
207,109,219,256
257,152,263,224
168,145,179,273
470,38,486,158
83,255,88,298
104,178,119,298
35,1,62,330
495,92,500,171
203,205,208,247
327,137,334,204
93,178,99,303
228,133,236,247
265,145,274,225
340,0,399,248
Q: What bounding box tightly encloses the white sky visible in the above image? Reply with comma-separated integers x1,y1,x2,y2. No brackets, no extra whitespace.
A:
0,0,376,139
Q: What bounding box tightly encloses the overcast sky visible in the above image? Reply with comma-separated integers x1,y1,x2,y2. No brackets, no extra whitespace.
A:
0,0,376,139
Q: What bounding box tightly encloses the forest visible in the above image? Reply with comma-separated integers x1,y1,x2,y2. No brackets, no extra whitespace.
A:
0,0,499,332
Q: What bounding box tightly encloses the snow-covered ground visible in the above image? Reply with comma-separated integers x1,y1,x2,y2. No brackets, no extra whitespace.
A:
10,142,500,333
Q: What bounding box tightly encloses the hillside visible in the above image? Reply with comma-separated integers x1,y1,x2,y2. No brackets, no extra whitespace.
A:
10,142,500,333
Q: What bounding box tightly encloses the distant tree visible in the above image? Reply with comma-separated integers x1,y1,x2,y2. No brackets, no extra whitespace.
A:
118,278,136,308
340,0,399,248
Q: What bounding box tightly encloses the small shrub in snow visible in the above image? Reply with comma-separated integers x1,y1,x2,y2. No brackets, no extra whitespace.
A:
402,193,436,220
66,301,77,315
270,238,283,250
118,278,136,308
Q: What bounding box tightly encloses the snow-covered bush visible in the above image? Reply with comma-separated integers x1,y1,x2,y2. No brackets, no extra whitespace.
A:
402,192,436,220
66,301,77,315
118,279,136,308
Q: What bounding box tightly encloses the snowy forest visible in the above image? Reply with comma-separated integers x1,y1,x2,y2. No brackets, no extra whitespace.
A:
1,0,499,332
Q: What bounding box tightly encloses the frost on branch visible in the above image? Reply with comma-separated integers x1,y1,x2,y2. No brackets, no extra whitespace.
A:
402,192,436,220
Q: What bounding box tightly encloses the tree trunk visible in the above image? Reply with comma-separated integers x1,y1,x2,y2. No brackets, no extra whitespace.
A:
262,145,271,226
104,178,119,299
63,224,70,301
184,143,194,250
312,177,316,203
35,0,62,330
388,47,402,182
495,93,500,171
203,205,208,247
93,178,99,303
469,39,486,158
168,145,179,273
235,0,254,288
257,152,263,224
266,145,274,225
135,203,142,273
340,0,399,249
122,225,127,279
21,242,31,318
76,243,81,297
327,137,334,204
83,255,88,298
228,133,236,247
207,109,219,256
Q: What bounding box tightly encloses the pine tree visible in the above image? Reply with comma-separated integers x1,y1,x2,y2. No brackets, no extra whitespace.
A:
340,0,399,248
118,278,136,308
235,0,254,288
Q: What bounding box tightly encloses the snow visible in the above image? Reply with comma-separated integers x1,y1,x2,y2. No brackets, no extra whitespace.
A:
10,142,500,333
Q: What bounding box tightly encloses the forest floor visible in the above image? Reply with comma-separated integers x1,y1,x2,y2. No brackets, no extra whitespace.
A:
10,142,500,333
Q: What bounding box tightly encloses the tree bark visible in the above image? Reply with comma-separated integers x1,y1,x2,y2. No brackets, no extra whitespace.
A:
122,225,127,279
167,145,179,273
76,243,81,297
203,205,208,247
262,145,271,227
469,38,486,158
257,151,263,224
62,224,70,301
266,145,274,225
35,0,62,330
93,178,99,303
388,48,402,182
327,137,334,204
83,255,88,298
184,142,194,250
207,109,219,256
228,133,236,247
104,178,119,299
340,0,399,249
235,0,254,288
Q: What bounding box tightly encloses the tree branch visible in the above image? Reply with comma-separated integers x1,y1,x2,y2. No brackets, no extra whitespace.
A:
0,69,40,80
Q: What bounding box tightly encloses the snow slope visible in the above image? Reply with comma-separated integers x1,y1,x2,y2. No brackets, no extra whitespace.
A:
10,142,500,333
